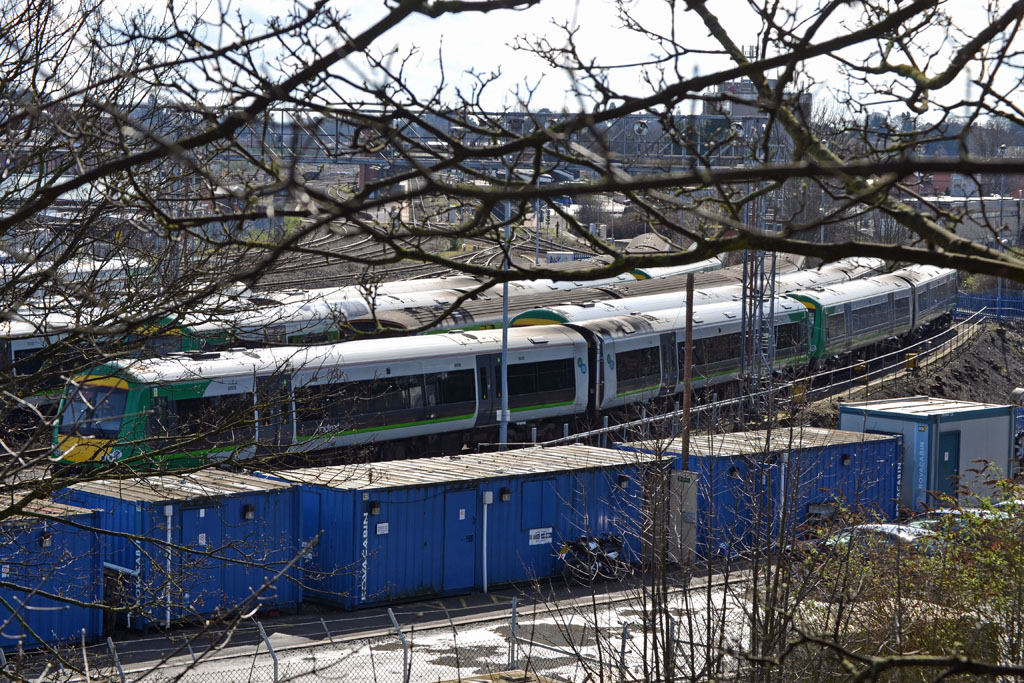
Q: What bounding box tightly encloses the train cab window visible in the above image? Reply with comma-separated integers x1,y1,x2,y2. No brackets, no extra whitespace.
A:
59,385,128,438
826,311,847,340
616,346,661,394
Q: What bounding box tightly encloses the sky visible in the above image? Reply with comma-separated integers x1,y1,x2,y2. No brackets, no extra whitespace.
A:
111,0,1021,118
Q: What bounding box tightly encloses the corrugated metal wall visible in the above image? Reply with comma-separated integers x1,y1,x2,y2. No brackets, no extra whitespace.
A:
58,485,303,629
620,431,903,558
0,509,103,650
295,464,644,609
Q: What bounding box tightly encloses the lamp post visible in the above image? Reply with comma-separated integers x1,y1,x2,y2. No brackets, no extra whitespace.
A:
998,144,1007,309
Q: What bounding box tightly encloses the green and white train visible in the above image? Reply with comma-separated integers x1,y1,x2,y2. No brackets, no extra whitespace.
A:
55,265,958,467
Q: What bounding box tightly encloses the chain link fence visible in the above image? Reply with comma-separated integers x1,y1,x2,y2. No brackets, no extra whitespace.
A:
55,601,604,683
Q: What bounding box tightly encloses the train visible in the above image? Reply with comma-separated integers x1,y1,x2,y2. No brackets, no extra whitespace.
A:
54,264,959,467
0,255,720,384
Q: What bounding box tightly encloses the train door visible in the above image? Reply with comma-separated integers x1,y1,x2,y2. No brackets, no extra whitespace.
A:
587,335,602,418
474,354,500,427
255,375,291,455
659,332,678,396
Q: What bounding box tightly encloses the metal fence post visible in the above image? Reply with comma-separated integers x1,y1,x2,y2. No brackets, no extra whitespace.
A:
388,608,410,683
601,416,609,448
667,617,677,676
563,423,569,440
107,637,126,683
531,426,537,444
257,621,279,683
81,630,90,682
509,596,518,670
618,624,630,683
320,617,335,644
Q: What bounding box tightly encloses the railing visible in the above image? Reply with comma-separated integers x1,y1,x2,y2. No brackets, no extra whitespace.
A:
539,310,989,447
956,292,1024,321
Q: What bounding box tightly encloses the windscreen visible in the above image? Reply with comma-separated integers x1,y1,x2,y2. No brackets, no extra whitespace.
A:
59,385,128,438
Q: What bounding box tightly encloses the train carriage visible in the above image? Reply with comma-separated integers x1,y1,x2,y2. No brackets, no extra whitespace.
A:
55,327,590,465
788,275,916,359
568,297,811,411
897,264,958,327
514,258,882,327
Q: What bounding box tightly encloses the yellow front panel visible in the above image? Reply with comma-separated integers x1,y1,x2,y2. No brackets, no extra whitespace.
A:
57,435,116,463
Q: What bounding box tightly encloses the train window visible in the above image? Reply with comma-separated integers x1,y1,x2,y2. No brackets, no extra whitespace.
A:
703,332,741,365
827,311,846,340
852,302,888,330
894,297,911,322
169,394,255,449
11,348,44,377
506,358,574,409
287,331,333,344
775,321,806,353
616,346,661,394
426,370,475,406
295,374,434,436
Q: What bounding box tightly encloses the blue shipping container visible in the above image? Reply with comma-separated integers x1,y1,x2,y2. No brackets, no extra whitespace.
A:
56,471,302,630
275,445,651,609
619,427,902,557
0,500,103,651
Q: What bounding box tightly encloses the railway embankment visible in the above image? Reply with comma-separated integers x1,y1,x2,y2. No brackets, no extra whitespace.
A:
799,323,1024,427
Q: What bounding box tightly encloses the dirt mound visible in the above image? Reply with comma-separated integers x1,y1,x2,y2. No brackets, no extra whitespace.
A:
794,324,1024,428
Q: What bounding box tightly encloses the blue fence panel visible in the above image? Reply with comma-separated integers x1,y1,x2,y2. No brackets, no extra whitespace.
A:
956,292,1024,321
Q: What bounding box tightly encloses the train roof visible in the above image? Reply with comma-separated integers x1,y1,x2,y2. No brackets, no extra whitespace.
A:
630,256,722,279
568,296,807,338
510,257,869,326
892,264,956,286
84,326,586,385
349,285,615,332
788,271,918,307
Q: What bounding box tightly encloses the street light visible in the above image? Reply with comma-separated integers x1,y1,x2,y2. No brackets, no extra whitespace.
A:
998,144,1007,307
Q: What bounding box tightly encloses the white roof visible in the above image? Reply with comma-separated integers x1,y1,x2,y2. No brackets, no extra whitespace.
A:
626,426,896,458
842,396,1011,415
273,444,656,490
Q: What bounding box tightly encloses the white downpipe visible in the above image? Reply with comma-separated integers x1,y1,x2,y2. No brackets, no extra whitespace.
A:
482,491,493,593
164,505,173,628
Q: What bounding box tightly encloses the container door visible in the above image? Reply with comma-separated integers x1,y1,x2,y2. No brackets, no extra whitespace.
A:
180,507,223,616
474,354,500,427
442,490,477,591
936,431,961,502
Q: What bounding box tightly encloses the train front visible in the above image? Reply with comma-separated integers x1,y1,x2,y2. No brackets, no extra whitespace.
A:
54,372,145,464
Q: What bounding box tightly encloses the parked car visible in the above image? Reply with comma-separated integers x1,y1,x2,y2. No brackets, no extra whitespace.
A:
789,523,937,601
